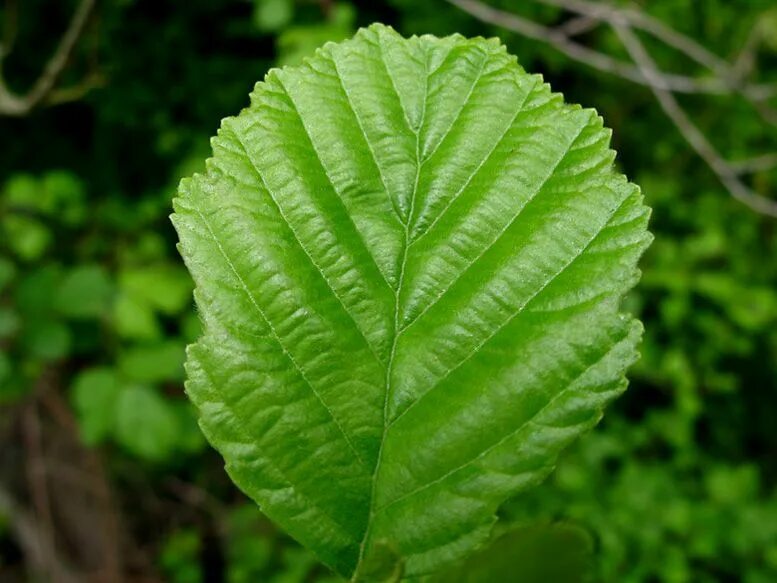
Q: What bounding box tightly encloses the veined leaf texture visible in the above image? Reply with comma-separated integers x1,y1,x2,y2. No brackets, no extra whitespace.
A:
172,23,651,581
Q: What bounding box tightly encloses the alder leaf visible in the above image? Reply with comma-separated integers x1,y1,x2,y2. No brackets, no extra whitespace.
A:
172,23,651,580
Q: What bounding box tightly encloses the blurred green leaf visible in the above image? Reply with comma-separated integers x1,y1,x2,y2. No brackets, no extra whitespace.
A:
276,3,355,65
115,384,179,461
15,265,61,315
171,402,207,454
21,319,71,360
118,340,185,383
161,529,202,583
272,547,321,583
2,172,85,226
119,266,192,315
2,215,51,261
227,539,273,583
71,367,122,444
0,352,10,384
55,264,114,319
181,311,202,343
41,171,86,225
253,0,294,33
0,258,15,293
3,174,39,209
705,465,760,504
113,292,162,340
227,516,273,583
760,7,777,51
433,524,594,583
0,307,20,338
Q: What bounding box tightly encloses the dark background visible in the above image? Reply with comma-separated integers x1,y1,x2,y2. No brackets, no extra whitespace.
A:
1,0,776,581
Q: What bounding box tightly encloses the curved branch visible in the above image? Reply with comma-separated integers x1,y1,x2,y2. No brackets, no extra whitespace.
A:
612,23,777,217
0,0,97,116
446,0,775,97
446,0,777,218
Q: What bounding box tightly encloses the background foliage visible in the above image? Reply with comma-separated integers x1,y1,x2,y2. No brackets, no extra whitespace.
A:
0,0,775,581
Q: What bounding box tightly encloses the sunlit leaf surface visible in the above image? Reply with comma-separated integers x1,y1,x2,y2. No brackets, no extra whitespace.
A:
172,23,651,580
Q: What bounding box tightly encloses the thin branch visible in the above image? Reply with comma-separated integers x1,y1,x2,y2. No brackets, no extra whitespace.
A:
533,0,777,105
446,0,717,94
730,153,777,175
0,0,97,116
166,477,227,524
39,389,125,583
25,0,96,106
535,0,730,76
447,0,777,217
0,484,80,583
731,21,762,84
446,0,777,98
21,403,56,581
46,70,104,105
558,15,600,37
612,23,777,217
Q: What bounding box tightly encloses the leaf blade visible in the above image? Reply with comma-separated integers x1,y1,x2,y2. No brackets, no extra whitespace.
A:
172,23,651,579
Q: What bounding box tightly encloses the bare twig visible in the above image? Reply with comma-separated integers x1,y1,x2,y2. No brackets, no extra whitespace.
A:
732,21,763,84
533,0,777,110
40,389,125,583
446,0,777,218
558,15,599,37
731,153,777,175
166,477,227,524
0,484,80,583
612,23,777,217
446,0,777,98
535,0,731,77
0,0,97,116
46,70,105,105
21,401,78,583
447,0,723,94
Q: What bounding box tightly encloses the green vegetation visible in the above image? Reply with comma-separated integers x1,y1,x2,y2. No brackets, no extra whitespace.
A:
1,1,775,582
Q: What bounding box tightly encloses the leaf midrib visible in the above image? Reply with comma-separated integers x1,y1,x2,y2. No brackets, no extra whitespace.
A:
354,40,430,575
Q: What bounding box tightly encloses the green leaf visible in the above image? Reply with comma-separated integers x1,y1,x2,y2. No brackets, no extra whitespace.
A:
55,264,114,319
172,24,651,579
171,402,207,454
433,524,594,583
22,319,71,360
276,4,355,66
115,384,179,461
119,266,192,315
15,265,61,315
2,215,51,260
253,0,294,33
71,367,122,444
160,529,202,583
113,292,162,340
3,174,39,207
118,340,186,383
0,307,20,339
41,171,86,226
0,352,10,384
225,505,274,582
0,258,15,293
